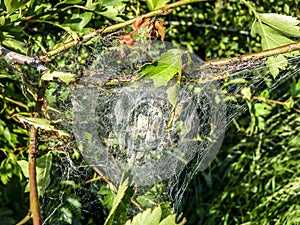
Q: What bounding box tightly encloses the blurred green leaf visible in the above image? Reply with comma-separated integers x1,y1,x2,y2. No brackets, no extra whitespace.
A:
67,196,82,209
0,208,15,225
101,0,124,6
57,0,83,5
146,0,170,11
99,186,115,210
4,0,29,14
63,12,93,32
41,71,76,85
290,78,300,98
241,87,252,101
100,5,125,22
283,96,295,111
2,36,26,54
60,207,73,224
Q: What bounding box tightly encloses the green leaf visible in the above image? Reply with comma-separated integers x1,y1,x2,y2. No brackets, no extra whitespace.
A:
3,127,13,147
266,55,288,78
251,22,295,51
101,0,124,6
4,0,29,14
63,12,93,32
146,0,170,11
124,205,186,225
16,116,70,137
85,0,98,10
241,87,252,101
16,160,29,178
41,71,76,85
290,78,300,98
35,153,52,196
160,214,186,225
254,103,272,117
2,35,26,54
99,186,115,210
250,13,300,78
57,0,83,5
257,13,300,37
166,84,179,106
125,205,162,225
67,197,82,209
283,96,295,111
60,207,72,224
17,153,52,196
104,179,133,225
139,49,183,87
100,5,126,22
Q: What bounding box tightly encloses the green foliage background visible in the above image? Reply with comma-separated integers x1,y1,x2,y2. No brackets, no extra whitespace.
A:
0,0,299,224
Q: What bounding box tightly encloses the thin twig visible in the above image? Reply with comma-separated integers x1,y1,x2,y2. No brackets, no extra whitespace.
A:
15,212,31,225
251,95,300,113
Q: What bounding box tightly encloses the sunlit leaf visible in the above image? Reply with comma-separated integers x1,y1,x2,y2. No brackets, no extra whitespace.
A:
100,5,125,22
257,13,300,37
67,197,82,209
101,0,124,6
2,35,26,54
63,12,93,32
4,0,29,14
251,22,295,50
250,16,298,78
254,103,272,117
124,205,161,225
124,205,186,225
160,214,186,225
41,71,76,85
57,0,82,5
266,55,288,78
139,49,183,87
241,87,252,101
146,0,170,11
16,116,70,137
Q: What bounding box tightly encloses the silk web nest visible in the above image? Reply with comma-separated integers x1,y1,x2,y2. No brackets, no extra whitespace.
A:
68,41,226,187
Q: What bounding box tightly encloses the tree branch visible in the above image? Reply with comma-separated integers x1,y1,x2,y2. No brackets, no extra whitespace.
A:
202,41,300,69
39,0,207,61
0,46,49,74
0,46,49,225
